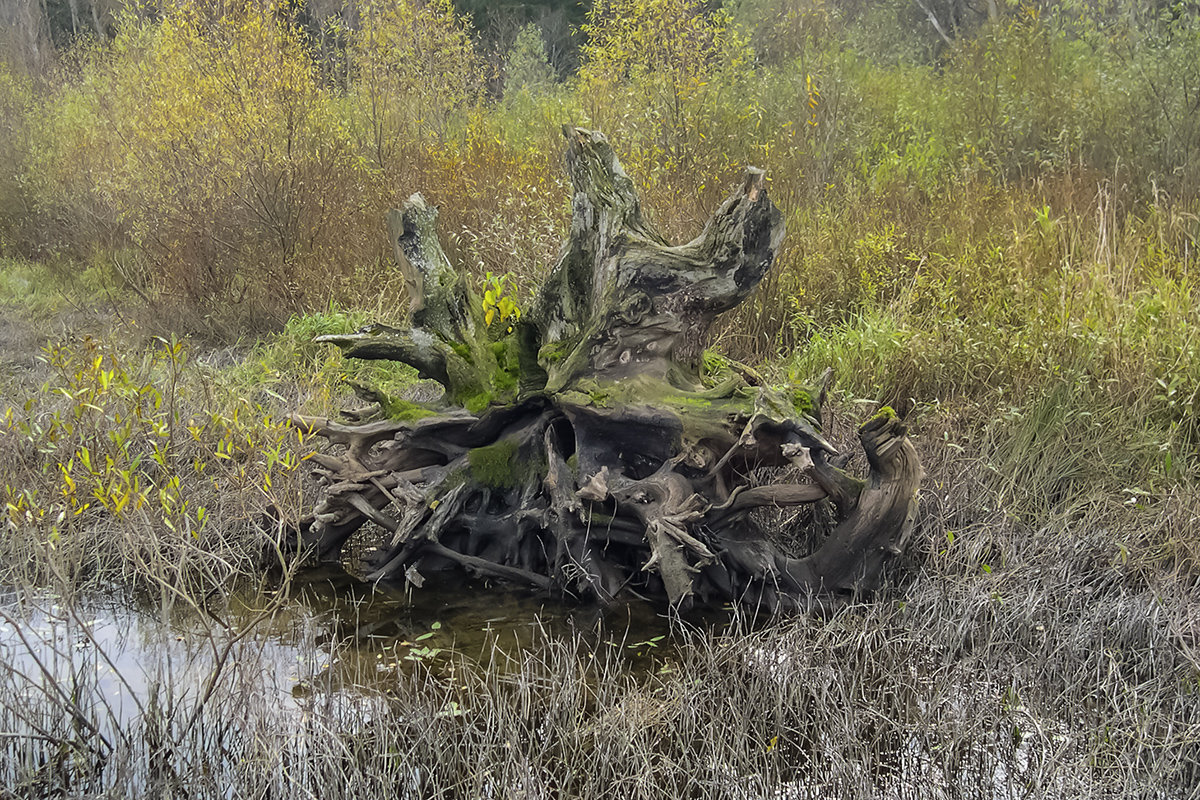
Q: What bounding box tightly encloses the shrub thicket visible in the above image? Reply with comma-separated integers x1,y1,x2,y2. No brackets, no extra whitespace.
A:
0,0,1195,492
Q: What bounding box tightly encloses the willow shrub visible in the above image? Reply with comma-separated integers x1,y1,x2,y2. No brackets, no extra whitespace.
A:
25,3,381,332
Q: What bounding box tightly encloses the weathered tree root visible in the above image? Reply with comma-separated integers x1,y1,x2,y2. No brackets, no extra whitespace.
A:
286,128,923,614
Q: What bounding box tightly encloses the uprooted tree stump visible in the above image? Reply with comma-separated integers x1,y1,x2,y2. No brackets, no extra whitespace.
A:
288,127,922,614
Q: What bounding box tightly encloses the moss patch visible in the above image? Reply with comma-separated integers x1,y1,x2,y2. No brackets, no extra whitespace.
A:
381,397,437,422
464,391,493,414
468,440,521,489
663,394,713,409
791,388,815,418
538,339,572,364
493,369,518,396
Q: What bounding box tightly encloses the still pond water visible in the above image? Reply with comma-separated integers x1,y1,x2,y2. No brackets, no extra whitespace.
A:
0,566,686,730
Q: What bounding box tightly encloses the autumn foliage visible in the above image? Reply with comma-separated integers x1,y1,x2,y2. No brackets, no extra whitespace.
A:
0,1,1196,488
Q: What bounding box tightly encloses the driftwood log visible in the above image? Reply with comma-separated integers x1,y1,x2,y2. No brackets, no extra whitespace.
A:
288,127,922,614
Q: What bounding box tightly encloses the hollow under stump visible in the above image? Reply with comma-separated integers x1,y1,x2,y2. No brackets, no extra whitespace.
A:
287,127,923,614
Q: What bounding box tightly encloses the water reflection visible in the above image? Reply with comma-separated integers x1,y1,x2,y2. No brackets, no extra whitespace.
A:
0,574,1146,798
0,584,303,731
0,566,684,732
286,565,682,676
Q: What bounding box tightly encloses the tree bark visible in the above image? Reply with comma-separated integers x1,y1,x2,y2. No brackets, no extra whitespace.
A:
286,127,923,614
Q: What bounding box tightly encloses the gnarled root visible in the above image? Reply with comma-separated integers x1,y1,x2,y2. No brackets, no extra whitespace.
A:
289,397,921,614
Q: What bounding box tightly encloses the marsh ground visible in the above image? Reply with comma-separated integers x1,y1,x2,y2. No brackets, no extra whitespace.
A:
0,279,1197,799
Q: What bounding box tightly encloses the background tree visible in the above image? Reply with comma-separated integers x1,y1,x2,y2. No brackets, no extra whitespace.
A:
504,22,555,94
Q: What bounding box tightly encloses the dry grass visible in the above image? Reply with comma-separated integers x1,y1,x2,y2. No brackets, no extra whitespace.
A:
1,349,1197,798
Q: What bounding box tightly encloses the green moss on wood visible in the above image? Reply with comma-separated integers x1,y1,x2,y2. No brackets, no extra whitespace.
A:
464,392,493,414
791,388,815,418
538,339,571,364
468,440,521,489
663,394,713,409
494,369,518,396
548,390,587,408
381,397,437,422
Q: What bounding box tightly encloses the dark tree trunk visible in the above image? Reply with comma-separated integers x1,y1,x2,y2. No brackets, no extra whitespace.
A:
287,127,922,614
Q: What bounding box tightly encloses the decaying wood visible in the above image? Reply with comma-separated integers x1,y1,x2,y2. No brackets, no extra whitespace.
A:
285,127,923,614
